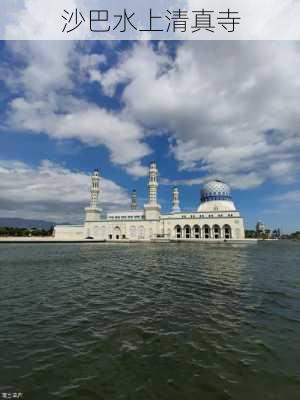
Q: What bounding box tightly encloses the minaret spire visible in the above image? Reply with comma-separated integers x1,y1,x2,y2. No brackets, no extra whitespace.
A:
131,189,137,210
90,169,100,208
148,161,158,205
85,169,102,222
144,161,161,220
172,187,181,213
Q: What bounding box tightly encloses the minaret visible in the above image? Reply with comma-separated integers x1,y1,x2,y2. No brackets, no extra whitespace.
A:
148,161,158,205
85,169,102,222
144,161,161,220
172,187,181,213
90,169,100,208
131,189,137,210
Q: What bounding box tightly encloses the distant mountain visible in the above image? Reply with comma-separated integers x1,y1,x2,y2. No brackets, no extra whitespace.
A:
0,218,58,229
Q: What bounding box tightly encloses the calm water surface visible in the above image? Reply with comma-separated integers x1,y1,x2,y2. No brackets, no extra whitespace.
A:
0,242,300,400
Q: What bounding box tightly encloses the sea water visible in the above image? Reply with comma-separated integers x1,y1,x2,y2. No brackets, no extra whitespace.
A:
0,242,300,399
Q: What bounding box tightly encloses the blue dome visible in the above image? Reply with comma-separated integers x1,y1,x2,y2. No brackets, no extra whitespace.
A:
201,180,231,203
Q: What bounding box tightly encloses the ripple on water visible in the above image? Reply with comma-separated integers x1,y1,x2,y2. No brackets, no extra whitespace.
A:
0,242,300,399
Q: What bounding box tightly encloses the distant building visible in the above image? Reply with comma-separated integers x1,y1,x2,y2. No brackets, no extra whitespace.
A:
271,229,281,239
256,221,266,235
256,221,278,239
54,162,247,242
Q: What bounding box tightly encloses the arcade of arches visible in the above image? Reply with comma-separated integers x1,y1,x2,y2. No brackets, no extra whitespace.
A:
175,224,232,239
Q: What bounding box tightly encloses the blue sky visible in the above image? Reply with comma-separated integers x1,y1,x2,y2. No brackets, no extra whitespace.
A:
0,40,299,232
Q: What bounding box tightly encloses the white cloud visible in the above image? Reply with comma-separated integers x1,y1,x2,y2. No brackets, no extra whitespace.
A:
9,96,150,170
3,40,150,176
3,40,300,187
261,189,300,229
161,171,264,190
79,53,106,75
124,161,149,178
0,160,130,222
95,41,300,188
3,0,91,40
9,41,74,96
270,190,300,204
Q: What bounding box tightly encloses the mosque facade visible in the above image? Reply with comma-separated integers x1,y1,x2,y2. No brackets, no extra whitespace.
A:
54,162,246,241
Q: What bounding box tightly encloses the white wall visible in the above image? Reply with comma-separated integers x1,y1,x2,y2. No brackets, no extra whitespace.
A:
80,216,245,241
54,225,85,240
84,220,161,240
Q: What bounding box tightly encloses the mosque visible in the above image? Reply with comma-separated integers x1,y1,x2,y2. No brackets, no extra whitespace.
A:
54,162,246,241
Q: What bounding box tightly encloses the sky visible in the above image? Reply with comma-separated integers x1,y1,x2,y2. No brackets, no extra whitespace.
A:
0,40,300,232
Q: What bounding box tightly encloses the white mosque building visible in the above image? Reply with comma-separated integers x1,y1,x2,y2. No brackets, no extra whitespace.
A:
54,162,246,242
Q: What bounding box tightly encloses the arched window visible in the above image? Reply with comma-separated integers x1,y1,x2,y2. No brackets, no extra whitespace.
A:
184,225,191,239
212,225,221,239
114,226,121,240
202,225,210,239
193,225,201,239
223,224,232,239
174,225,182,239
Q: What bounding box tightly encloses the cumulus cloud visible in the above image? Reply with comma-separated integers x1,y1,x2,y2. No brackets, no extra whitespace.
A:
0,160,130,222
2,40,300,188
6,41,74,96
2,0,91,40
3,40,150,176
96,41,300,188
8,96,150,171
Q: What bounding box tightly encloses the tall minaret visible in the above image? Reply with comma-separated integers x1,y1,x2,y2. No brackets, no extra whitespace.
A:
144,161,161,220
172,187,181,213
148,161,159,205
90,169,100,208
85,169,102,222
131,189,137,210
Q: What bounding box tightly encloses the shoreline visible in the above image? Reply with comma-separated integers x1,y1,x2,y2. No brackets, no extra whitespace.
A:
0,237,259,244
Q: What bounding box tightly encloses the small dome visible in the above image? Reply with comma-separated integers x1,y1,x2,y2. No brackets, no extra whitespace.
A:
201,180,231,203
